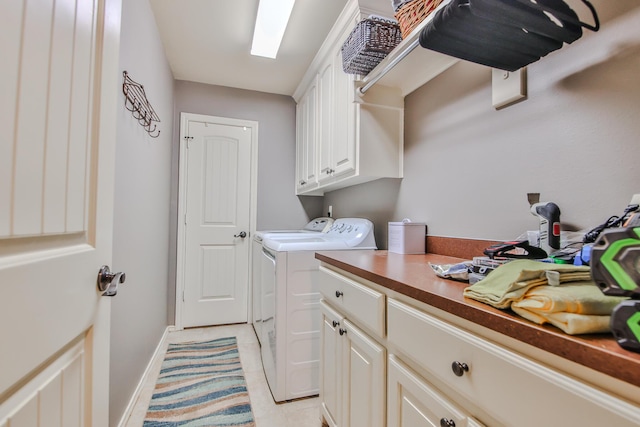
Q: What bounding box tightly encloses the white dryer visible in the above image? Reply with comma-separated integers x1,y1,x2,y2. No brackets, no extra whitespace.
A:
252,218,333,346
259,218,376,402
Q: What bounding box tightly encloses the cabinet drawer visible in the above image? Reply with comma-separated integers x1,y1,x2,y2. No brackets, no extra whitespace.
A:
319,266,385,338
387,298,640,427
388,354,485,427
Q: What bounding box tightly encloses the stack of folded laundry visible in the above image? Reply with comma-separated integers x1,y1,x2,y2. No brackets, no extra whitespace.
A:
463,260,627,335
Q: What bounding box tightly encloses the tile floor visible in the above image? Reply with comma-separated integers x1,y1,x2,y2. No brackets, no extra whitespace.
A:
125,323,323,427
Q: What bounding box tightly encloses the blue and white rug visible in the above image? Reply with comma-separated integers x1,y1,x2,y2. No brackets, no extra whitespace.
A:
143,336,255,426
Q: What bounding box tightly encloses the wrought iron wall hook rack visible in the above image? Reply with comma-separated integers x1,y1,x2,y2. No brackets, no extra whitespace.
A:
122,71,160,138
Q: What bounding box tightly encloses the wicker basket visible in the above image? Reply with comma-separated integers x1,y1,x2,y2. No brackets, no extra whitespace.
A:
394,0,444,39
341,17,402,75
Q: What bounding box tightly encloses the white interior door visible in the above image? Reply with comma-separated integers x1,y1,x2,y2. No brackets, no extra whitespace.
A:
0,0,120,426
179,114,257,328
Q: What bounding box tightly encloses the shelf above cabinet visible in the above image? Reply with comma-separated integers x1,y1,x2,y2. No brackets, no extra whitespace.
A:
358,0,459,97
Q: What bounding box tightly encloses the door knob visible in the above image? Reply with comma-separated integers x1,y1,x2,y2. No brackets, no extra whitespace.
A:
97,265,126,297
234,231,247,238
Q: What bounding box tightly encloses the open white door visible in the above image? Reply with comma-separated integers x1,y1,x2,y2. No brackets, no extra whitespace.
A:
0,0,121,426
177,114,258,328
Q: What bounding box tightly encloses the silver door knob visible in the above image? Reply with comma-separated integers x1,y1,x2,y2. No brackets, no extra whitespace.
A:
97,265,126,297
234,231,247,238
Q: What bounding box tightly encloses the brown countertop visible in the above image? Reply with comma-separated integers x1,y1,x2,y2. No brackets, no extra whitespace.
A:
315,250,640,389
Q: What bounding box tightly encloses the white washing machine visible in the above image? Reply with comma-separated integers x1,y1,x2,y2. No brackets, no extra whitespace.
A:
252,218,333,347
254,217,333,243
259,218,376,402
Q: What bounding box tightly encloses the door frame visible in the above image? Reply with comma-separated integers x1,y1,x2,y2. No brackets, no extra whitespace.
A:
175,112,258,330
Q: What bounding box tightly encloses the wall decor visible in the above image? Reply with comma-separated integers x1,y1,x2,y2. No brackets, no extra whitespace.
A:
122,71,160,138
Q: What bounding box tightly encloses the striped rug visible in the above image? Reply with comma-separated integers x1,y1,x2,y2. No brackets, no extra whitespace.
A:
143,336,255,426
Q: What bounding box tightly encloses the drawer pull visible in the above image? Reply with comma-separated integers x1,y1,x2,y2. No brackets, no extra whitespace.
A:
339,328,347,336
451,361,469,377
332,320,339,328
335,290,344,298
440,418,456,427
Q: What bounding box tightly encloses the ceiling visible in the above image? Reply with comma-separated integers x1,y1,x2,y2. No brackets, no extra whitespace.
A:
149,0,351,96
149,0,638,97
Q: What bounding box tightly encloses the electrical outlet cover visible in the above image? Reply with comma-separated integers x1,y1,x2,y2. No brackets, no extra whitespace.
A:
492,68,527,109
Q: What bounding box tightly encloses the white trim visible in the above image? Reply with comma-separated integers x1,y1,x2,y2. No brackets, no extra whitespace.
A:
175,113,259,330
116,326,175,427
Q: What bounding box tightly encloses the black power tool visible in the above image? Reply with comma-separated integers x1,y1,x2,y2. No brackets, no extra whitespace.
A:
591,227,640,353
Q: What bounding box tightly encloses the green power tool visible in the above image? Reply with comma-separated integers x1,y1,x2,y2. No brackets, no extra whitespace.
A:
591,227,640,353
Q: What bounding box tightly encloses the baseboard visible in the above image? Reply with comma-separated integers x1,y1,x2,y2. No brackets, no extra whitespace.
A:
117,325,176,427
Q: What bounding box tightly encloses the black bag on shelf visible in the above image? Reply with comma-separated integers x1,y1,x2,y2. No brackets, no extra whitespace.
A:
419,0,599,71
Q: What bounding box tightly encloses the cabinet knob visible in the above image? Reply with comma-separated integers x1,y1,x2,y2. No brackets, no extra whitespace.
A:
332,320,339,328
335,290,343,298
440,418,456,427
451,361,469,377
339,328,347,336
299,180,306,186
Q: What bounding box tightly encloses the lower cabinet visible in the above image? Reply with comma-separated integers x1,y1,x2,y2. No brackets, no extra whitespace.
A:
343,319,386,427
321,301,343,427
320,302,386,427
319,264,640,427
387,298,640,427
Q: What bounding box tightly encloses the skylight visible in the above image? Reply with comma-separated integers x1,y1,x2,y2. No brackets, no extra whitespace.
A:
251,0,296,59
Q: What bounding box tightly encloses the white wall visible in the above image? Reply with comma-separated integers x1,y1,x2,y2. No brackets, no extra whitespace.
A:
325,3,640,249
110,0,174,424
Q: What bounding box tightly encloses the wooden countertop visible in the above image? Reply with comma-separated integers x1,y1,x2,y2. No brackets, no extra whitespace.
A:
315,250,640,389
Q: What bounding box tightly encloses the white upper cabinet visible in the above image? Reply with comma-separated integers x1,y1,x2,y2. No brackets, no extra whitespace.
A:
293,0,404,196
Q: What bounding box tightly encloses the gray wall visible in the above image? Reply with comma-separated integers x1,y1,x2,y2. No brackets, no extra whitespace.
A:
110,0,174,424
325,3,640,250
167,81,324,320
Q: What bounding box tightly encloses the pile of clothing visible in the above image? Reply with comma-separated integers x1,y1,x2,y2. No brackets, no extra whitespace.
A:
463,260,627,335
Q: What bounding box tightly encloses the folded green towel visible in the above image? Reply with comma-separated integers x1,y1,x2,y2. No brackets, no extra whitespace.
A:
463,260,592,309
511,282,627,334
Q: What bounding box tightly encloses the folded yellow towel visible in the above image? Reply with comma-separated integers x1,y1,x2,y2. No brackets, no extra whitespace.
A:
463,260,592,309
512,308,611,335
511,282,627,335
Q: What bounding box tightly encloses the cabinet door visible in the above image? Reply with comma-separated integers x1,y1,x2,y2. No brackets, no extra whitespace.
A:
331,42,356,179
343,319,386,427
296,81,317,192
303,81,317,187
388,355,484,427
318,58,334,183
321,301,344,427
295,92,306,191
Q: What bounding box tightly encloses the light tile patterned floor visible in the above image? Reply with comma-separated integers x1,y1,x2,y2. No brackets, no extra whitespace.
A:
125,324,323,427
